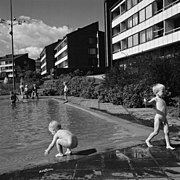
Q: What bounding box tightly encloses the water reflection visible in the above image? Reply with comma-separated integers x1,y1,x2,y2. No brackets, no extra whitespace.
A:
0,98,132,174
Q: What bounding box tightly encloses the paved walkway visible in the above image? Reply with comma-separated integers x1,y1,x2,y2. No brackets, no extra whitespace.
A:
67,96,180,136
1,96,180,180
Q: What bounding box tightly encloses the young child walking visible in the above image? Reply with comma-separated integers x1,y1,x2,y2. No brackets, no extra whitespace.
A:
63,81,68,103
144,83,175,150
44,121,78,157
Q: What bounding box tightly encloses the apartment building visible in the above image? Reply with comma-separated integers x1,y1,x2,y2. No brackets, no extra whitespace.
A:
35,58,41,73
40,40,60,77
105,0,180,66
0,53,35,79
54,22,105,73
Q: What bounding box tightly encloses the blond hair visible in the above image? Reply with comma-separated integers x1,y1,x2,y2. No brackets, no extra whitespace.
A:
152,83,165,95
48,121,61,132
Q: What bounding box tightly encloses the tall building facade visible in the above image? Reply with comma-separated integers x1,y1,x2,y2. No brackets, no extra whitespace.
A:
54,22,105,71
0,53,35,79
40,41,60,77
105,0,180,66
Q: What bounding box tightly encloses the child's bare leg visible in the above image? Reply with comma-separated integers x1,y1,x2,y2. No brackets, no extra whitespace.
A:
56,139,64,157
65,148,72,155
64,93,68,102
146,117,160,147
164,123,175,150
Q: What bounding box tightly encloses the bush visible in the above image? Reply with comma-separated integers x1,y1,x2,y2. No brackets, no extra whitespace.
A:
43,89,59,96
40,57,180,109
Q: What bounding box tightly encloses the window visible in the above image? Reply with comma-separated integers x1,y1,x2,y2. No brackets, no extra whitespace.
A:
112,24,120,36
88,58,97,67
133,33,139,46
132,0,138,6
127,16,133,29
146,4,152,19
146,27,153,41
154,0,163,14
121,2,126,14
112,41,121,53
127,0,132,10
88,48,97,55
140,30,146,43
139,8,145,23
112,7,120,19
58,60,68,68
154,22,164,38
88,37,97,44
121,38,127,50
121,20,127,32
0,61,5,65
133,13,138,26
128,36,133,48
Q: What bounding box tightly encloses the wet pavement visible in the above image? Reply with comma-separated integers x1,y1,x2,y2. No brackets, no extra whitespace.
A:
1,96,180,179
1,141,180,179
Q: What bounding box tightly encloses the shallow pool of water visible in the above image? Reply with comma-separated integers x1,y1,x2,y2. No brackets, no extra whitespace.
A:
0,97,132,174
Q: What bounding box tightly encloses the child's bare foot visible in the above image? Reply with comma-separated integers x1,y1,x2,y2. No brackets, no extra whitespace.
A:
166,146,175,150
65,149,72,155
55,153,64,157
146,140,153,147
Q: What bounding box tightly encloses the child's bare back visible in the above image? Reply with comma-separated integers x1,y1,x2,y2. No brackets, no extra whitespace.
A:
56,129,78,149
44,121,78,157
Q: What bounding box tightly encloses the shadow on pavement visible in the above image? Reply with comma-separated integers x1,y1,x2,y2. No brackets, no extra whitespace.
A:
73,148,97,155
1,141,180,179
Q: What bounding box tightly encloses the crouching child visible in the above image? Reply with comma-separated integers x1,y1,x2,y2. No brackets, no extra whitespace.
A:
44,121,78,157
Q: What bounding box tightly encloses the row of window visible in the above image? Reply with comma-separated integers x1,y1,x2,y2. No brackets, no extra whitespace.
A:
57,50,67,61
112,0,143,20
41,59,46,66
56,39,67,52
112,0,177,21
0,66,13,71
56,37,97,54
42,66,47,72
0,60,12,65
112,0,180,37
112,22,164,52
40,50,46,59
112,3,154,36
56,47,97,66
57,60,68,68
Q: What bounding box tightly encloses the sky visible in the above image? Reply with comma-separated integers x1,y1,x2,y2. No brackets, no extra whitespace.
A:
0,0,105,59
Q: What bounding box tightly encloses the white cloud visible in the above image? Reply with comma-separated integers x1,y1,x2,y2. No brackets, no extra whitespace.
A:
0,16,73,59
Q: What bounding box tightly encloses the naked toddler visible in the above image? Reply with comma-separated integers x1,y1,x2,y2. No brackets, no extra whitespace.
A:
144,83,175,150
44,121,78,157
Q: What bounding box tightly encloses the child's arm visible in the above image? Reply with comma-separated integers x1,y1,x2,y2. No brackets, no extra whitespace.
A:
44,134,58,155
144,97,156,105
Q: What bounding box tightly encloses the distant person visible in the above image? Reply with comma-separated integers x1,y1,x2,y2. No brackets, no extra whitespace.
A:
24,84,29,99
63,81,68,103
31,84,38,99
4,76,8,84
10,91,19,104
44,120,78,157
19,81,24,96
144,83,175,150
